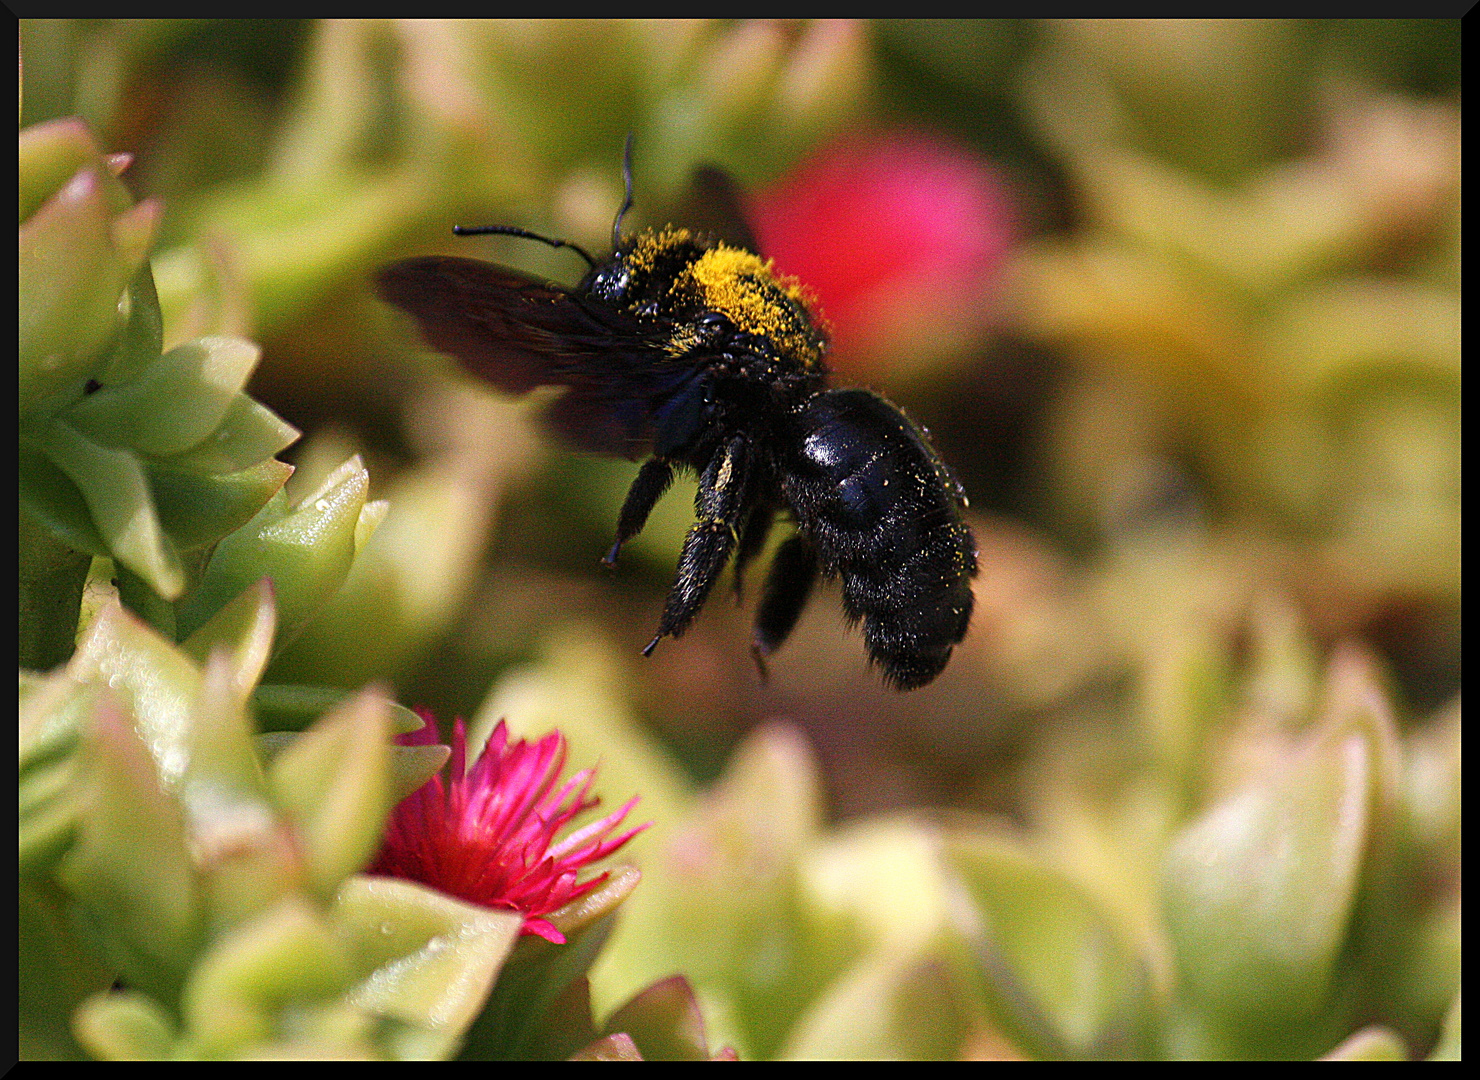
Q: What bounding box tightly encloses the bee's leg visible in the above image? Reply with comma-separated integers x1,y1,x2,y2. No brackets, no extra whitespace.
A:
643,438,748,655
750,536,819,676
731,504,775,602
604,458,674,566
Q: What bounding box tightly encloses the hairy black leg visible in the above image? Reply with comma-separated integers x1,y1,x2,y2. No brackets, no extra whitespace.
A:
731,504,775,602
604,458,674,566
643,438,749,655
751,536,819,667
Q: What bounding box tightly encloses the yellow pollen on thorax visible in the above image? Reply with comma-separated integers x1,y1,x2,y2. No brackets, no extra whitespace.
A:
677,245,821,366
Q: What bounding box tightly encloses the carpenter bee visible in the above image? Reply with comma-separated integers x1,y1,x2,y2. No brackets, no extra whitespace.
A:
377,141,977,689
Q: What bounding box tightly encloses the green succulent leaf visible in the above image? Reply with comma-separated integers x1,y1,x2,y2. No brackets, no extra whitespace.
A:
19,117,298,629
180,651,273,835
156,393,300,474
1429,991,1460,1062
18,755,82,877
65,336,261,457
385,741,452,804
19,879,114,1061
20,653,107,880
1157,649,1415,1060
265,687,394,899
588,721,818,1060
186,643,306,935
113,561,181,639
250,682,427,735
1312,650,1416,1004
19,440,110,558
335,875,524,1059
32,417,186,599
19,505,97,669
175,455,370,643
58,692,204,1005
462,865,642,1060
797,816,952,985
20,661,95,776
354,497,389,553
517,975,601,1062
549,864,645,943
570,1032,644,1060
180,898,358,1057
18,118,127,224
1320,1025,1408,1061
72,989,180,1061
1160,709,1376,1035
94,263,165,388
178,577,278,692
168,478,281,591
945,829,1149,1059
19,167,157,411
602,975,711,1062
1387,896,1461,1046
22,387,294,597
781,950,978,1061
51,589,320,947
68,598,203,787
1401,702,1460,859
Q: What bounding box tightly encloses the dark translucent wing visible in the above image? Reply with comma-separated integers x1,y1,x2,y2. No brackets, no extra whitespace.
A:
684,166,762,255
378,256,600,393
377,255,687,457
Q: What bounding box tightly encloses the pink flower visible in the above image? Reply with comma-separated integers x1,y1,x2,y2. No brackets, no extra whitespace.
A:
747,130,1017,376
370,712,646,944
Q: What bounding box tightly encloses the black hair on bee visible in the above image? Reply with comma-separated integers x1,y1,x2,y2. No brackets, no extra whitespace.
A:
377,138,977,689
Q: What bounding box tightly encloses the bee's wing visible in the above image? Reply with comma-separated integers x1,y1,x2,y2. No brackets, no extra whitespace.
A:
377,255,689,458
684,166,762,255
378,255,615,393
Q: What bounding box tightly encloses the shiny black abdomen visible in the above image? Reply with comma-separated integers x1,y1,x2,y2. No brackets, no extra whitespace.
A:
783,389,978,689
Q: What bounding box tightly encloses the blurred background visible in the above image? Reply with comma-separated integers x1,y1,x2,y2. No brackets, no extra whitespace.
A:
20,19,1460,1059
20,16,1458,814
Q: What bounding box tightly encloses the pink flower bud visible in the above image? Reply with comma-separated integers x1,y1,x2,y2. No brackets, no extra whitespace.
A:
749,130,1017,377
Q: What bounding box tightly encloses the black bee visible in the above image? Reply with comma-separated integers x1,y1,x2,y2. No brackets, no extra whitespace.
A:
378,143,977,689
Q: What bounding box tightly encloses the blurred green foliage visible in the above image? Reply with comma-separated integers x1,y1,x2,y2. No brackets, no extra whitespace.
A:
19,19,1459,1060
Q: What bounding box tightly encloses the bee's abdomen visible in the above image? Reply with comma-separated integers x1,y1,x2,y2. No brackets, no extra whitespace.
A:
783,389,978,689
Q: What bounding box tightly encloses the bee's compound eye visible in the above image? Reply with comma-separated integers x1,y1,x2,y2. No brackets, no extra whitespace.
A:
590,264,631,302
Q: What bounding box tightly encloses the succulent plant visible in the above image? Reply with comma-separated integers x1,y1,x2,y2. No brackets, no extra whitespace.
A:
509,621,1455,1061
17,111,715,1060
1007,25,1460,611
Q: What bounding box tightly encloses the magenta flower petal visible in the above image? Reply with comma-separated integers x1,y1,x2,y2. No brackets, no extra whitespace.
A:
522,918,566,945
370,712,647,943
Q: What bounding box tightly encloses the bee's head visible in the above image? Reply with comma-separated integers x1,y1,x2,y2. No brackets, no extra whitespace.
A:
588,226,706,308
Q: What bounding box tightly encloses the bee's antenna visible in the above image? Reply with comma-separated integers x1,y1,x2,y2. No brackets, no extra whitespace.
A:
612,133,636,250
452,223,597,269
